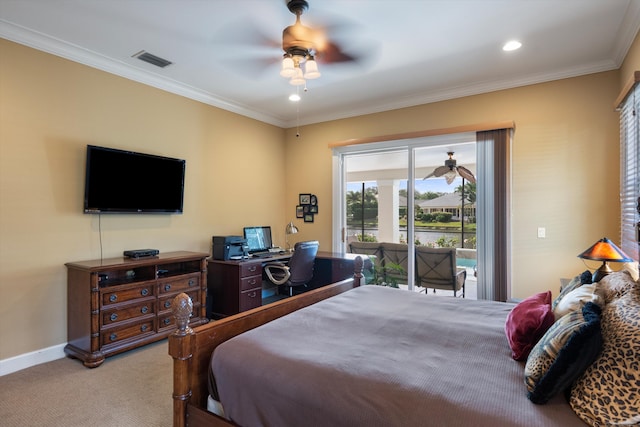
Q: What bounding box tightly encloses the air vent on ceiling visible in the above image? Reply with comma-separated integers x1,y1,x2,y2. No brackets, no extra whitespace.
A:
132,50,172,68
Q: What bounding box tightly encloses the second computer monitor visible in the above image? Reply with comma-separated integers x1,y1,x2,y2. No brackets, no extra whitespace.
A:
243,226,273,254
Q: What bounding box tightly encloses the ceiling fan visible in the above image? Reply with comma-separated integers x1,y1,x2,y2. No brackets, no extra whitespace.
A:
279,0,368,85
424,152,476,184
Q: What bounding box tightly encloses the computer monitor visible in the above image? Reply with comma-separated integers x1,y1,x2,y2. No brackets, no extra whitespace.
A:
243,226,273,254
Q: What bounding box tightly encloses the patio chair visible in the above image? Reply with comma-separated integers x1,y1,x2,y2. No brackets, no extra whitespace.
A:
415,246,466,297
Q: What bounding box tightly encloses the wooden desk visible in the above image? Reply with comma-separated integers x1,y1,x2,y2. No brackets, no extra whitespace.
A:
207,251,359,319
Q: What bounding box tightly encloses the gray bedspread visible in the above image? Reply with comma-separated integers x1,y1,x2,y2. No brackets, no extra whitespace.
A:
211,286,586,427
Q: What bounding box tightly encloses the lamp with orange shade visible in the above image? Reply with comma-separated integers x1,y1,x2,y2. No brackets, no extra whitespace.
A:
577,237,633,282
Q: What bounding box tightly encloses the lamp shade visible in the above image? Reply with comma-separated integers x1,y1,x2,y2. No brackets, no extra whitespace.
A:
577,237,633,262
285,221,299,235
285,221,299,252
578,237,633,282
289,67,305,86
303,58,321,79
280,57,295,78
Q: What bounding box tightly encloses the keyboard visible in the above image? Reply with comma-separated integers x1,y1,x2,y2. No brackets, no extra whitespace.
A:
251,250,285,258
251,252,275,258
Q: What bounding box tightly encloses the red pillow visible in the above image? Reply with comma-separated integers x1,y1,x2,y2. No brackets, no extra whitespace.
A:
505,291,555,361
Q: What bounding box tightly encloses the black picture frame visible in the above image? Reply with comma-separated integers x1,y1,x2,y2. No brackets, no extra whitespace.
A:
296,205,304,218
309,205,318,213
303,205,310,214
299,193,311,205
304,214,314,223
310,194,317,205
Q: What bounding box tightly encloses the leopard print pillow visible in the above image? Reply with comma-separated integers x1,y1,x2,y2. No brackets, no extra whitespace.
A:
594,270,637,304
524,302,602,404
569,285,640,426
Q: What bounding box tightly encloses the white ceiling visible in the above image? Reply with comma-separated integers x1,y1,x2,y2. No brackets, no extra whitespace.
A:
1,0,639,129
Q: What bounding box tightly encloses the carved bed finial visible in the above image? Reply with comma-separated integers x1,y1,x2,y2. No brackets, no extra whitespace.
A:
354,256,363,286
172,292,193,336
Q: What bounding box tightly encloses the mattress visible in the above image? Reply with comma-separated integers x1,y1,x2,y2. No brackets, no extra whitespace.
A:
210,286,585,427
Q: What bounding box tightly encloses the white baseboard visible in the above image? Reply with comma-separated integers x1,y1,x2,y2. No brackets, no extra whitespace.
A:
0,343,66,376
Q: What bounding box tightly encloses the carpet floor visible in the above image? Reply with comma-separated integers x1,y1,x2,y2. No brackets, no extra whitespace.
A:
0,340,172,427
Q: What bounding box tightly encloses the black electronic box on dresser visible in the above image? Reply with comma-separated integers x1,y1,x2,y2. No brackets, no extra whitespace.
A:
64,251,208,367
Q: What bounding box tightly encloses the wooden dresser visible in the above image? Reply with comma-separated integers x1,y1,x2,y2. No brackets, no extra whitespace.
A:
64,251,208,367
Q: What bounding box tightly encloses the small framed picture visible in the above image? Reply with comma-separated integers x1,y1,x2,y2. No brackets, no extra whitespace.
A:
310,194,317,206
309,205,318,213
296,205,304,218
299,193,311,205
303,205,310,214
304,214,314,223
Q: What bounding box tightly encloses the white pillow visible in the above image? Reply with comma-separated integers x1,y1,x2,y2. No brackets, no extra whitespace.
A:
553,283,601,319
622,261,639,281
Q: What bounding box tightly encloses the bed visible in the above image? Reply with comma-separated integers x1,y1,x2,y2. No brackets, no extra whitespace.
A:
169,258,640,427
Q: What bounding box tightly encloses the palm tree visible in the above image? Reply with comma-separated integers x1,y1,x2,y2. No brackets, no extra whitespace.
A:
455,182,476,204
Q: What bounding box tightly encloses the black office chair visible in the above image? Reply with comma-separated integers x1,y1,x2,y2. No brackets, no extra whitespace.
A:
264,240,319,296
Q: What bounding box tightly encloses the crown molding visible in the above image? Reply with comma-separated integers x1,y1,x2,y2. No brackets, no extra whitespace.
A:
0,20,288,128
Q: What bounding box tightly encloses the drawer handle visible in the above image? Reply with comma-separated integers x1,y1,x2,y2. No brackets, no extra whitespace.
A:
109,294,117,303
164,318,171,325
109,333,117,341
249,291,257,298
110,313,118,322
188,279,195,286
248,278,257,285
141,306,149,314
141,324,148,332
164,300,172,309
248,266,257,272
164,284,171,292
141,288,149,297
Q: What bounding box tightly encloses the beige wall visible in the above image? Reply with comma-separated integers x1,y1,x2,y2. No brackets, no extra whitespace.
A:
285,30,640,300
0,39,285,359
1,31,638,362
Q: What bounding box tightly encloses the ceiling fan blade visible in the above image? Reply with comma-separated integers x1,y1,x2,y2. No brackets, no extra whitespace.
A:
444,173,457,185
423,165,451,180
457,166,477,183
317,41,361,64
213,19,281,51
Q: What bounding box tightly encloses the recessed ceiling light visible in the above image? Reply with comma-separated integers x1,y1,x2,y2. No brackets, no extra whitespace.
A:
503,40,522,51
289,93,301,102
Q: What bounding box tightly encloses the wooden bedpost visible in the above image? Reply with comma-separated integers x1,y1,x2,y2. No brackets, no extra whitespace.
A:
354,256,364,286
169,292,195,427
169,256,365,427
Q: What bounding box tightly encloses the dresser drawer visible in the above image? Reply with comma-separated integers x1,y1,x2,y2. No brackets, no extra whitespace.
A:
239,287,261,312
101,282,155,306
158,303,201,332
101,319,155,347
158,289,199,312
240,274,262,291
158,273,200,294
101,300,155,327
239,263,261,277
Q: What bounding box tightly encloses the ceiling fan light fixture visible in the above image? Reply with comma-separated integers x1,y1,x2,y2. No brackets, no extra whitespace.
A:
289,67,306,86
280,56,295,77
303,57,320,79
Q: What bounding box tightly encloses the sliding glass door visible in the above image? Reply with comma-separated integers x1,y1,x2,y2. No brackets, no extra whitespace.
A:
333,134,478,296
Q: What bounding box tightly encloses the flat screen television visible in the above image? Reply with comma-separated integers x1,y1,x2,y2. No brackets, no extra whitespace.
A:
84,145,185,214
243,226,273,253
